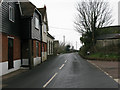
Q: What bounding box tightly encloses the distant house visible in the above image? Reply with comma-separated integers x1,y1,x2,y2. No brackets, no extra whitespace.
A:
96,26,120,53
53,40,59,55
47,33,55,56
37,6,48,62
96,33,120,47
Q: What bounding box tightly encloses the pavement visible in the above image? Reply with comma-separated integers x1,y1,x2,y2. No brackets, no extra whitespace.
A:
87,60,120,84
1,53,120,88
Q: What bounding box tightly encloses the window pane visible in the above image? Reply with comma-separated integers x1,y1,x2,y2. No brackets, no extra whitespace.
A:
9,5,15,22
35,17,39,29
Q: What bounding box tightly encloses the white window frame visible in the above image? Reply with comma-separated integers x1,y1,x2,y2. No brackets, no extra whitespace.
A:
9,5,15,22
35,17,40,30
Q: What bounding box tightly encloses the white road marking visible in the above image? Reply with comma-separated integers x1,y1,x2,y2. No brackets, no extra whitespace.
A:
109,76,113,78
114,79,120,84
59,64,65,70
43,73,58,88
104,72,109,76
65,60,68,63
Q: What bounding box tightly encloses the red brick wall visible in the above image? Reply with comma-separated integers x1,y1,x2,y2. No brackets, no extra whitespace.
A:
2,33,21,62
39,42,41,57
33,40,41,57
33,40,36,58
45,43,47,52
13,37,21,60
2,33,8,62
42,42,47,52
42,43,44,52
0,33,2,62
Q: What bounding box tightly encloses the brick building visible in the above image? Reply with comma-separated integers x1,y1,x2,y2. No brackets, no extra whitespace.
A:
0,1,22,75
0,0,51,76
38,6,48,62
47,33,55,56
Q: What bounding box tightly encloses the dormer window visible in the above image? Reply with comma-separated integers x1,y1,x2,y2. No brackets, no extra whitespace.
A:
9,5,15,22
35,17,40,30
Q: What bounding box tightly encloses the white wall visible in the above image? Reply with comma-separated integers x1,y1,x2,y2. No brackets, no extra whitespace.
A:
47,36,54,55
33,57,41,66
42,52,47,62
0,60,21,76
42,23,47,43
22,59,29,66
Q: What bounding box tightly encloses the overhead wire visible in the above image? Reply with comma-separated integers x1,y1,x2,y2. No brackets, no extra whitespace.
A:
49,26,74,31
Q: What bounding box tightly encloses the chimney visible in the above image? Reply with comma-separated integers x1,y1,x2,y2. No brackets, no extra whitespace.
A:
44,5,46,10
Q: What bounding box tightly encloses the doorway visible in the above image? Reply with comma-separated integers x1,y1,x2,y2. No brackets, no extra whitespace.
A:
8,38,14,69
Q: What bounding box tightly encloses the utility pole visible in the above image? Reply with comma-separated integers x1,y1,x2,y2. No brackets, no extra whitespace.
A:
119,1,120,25
76,41,77,50
63,35,65,45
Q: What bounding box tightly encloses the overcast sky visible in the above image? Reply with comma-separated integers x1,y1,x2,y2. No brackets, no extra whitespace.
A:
29,0,119,50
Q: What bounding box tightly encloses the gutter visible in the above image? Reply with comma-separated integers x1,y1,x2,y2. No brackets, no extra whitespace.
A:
17,1,23,16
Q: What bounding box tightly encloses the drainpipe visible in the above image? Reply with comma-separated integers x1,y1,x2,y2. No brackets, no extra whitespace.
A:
29,17,33,69
40,22,42,63
29,39,32,69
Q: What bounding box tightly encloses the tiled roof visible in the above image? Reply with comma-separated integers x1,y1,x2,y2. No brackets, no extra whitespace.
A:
37,6,46,21
96,34,120,40
37,6,49,31
47,33,55,39
19,0,36,17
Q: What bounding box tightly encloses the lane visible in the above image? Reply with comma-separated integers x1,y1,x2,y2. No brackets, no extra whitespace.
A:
46,53,119,88
2,55,66,88
2,53,119,88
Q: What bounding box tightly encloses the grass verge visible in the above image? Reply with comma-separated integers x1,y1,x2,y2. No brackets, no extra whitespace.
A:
86,53,120,61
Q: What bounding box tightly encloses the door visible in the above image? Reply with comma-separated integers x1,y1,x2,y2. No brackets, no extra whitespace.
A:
8,38,14,69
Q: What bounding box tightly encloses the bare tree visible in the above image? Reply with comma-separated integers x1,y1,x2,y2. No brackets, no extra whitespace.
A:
74,0,113,45
57,41,72,54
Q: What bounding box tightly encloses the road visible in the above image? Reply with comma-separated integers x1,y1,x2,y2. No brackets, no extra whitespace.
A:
2,53,119,88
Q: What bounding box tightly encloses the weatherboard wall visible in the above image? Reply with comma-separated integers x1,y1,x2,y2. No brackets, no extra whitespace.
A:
31,11,42,41
1,2,21,37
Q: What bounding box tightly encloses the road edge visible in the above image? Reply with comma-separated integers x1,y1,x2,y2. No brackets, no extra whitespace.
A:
87,60,120,85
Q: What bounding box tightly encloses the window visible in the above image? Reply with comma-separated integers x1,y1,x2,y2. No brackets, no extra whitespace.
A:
9,5,15,22
35,17,40,30
43,24,47,33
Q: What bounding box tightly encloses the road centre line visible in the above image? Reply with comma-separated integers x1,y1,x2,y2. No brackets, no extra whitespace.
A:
65,60,68,63
114,79,120,84
59,64,65,70
43,73,58,88
104,72,109,76
43,61,66,88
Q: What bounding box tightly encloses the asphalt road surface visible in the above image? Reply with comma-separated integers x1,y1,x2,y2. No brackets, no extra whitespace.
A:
2,53,120,88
